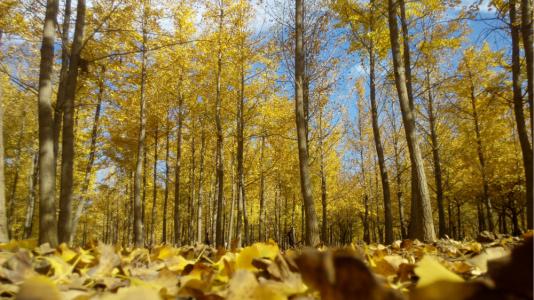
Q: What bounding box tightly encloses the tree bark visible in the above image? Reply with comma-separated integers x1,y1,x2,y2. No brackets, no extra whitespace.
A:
521,0,533,140
214,6,225,248
53,0,72,159
162,116,170,243
0,62,7,242
425,71,446,238
8,109,26,239
133,2,149,247
150,124,158,245
174,88,183,245
368,34,393,244
387,0,436,242
38,0,60,247
515,0,534,230
295,0,320,247
58,0,86,244
197,126,205,244
259,136,266,242
24,152,39,239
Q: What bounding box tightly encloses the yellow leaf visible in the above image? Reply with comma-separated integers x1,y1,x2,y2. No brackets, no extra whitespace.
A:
59,243,77,262
414,256,464,287
17,276,61,300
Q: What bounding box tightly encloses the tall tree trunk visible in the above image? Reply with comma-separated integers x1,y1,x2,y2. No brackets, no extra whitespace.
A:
318,108,328,244
228,156,235,246
0,62,7,242
8,109,26,239
150,125,158,245
53,0,72,158
133,2,149,248
58,0,86,244
197,126,205,244
189,121,196,243
236,38,247,247
70,68,104,243
387,0,436,242
521,0,533,140
24,152,39,239
368,37,393,244
38,0,60,247
467,72,494,232
513,0,534,230
214,6,225,248
390,101,407,239
162,116,170,243
174,84,184,246
295,0,319,247
425,71,446,238
259,137,267,242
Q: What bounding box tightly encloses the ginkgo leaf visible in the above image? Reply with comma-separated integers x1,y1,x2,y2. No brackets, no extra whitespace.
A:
414,256,464,287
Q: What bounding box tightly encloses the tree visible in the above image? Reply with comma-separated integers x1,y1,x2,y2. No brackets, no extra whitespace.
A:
58,0,86,244
37,0,60,247
387,0,436,242
295,0,320,246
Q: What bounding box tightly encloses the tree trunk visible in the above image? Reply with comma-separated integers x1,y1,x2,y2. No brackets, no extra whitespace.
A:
70,67,104,243
0,65,7,242
133,3,149,248
23,152,39,239
214,6,225,248
387,0,436,242
425,71,446,238
162,116,170,243
390,101,407,239
521,0,533,140
295,0,319,247
467,72,494,232
8,109,26,239
197,126,205,244
174,87,184,245
53,0,72,159
318,108,328,244
236,39,247,247
259,136,266,242
368,40,393,244
150,124,158,245
513,0,534,230
38,0,60,247
58,0,86,244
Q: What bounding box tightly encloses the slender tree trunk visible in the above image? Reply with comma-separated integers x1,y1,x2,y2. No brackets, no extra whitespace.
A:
7,109,26,239
174,83,184,245
0,68,7,242
521,0,533,140
368,40,393,244
58,0,86,244
150,125,158,245
390,102,407,239
318,109,328,244
24,152,39,239
70,67,105,243
162,116,170,243
214,6,225,248
387,0,435,242
53,0,72,158
295,0,320,246
228,156,235,246
512,0,534,230
189,121,196,243
259,137,267,242
467,72,494,232
38,0,60,247
133,2,149,247
197,126,205,244
236,40,247,247
425,71,446,237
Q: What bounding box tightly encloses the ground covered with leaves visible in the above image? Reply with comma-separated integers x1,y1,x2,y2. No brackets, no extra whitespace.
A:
0,233,532,300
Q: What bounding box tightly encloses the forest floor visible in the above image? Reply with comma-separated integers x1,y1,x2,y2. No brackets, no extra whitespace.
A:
0,233,532,300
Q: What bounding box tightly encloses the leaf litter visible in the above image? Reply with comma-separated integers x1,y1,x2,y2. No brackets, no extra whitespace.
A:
0,233,531,300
